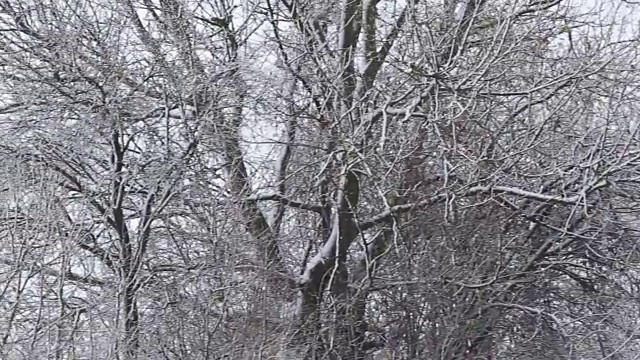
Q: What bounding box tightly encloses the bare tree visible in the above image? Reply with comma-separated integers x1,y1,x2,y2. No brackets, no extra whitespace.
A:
1,0,640,359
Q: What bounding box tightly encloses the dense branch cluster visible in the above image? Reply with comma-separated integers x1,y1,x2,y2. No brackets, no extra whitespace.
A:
0,0,640,359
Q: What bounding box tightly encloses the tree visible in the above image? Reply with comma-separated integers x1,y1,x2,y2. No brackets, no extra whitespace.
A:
1,0,640,359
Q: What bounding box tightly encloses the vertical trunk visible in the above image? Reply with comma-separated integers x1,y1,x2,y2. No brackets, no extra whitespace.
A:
115,222,141,360
295,170,362,358
111,127,141,360
223,74,292,295
329,256,360,360
118,278,140,360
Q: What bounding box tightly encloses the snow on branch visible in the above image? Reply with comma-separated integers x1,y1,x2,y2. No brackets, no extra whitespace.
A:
359,181,608,231
246,193,323,213
0,257,105,287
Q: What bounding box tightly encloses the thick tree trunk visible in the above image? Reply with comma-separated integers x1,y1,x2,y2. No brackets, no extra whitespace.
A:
294,170,362,358
118,279,140,360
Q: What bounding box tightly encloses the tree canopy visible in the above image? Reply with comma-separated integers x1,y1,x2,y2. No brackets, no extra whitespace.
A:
1,0,640,359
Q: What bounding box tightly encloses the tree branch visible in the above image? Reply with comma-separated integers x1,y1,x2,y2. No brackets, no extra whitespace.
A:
359,182,608,231
247,193,323,213
0,257,105,287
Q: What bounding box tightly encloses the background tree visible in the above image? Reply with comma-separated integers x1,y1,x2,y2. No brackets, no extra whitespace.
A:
1,0,640,359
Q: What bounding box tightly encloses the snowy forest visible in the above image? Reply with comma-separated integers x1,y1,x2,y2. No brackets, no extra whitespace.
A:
1,0,640,359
